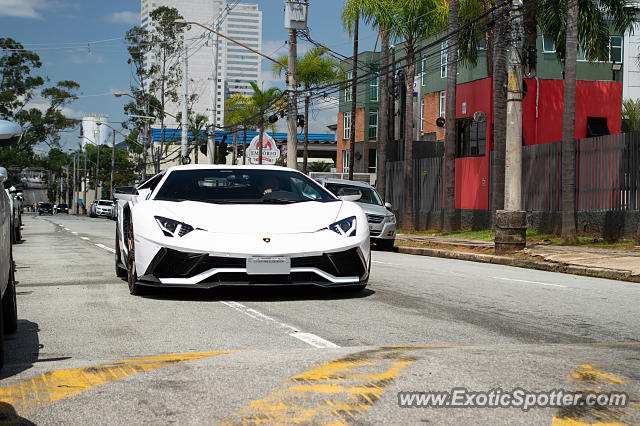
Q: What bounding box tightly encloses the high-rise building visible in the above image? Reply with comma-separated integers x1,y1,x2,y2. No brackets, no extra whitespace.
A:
139,0,262,128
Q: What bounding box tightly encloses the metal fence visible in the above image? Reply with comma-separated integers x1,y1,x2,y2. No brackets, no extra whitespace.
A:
523,132,640,212
387,132,640,220
386,157,443,216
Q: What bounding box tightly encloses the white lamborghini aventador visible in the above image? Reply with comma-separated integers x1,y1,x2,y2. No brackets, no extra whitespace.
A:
114,165,371,295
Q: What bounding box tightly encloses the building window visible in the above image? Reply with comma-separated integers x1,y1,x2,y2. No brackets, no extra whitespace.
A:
440,41,448,78
542,35,556,53
342,149,350,173
420,97,424,133
457,118,486,157
421,56,427,85
345,71,353,102
368,148,377,173
370,75,379,101
439,90,446,118
343,112,352,140
610,36,623,62
368,111,378,139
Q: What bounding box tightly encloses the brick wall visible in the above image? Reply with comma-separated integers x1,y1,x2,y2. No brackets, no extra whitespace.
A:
422,92,445,141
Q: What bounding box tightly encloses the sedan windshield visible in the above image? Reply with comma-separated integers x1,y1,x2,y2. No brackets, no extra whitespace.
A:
154,169,338,204
324,183,382,206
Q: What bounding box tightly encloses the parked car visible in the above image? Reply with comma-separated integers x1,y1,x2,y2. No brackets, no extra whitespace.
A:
89,200,98,218
38,202,54,215
114,165,371,295
0,120,22,368
5,187,21,243
56,203,69,214
95,200,115,218
315,177,396,250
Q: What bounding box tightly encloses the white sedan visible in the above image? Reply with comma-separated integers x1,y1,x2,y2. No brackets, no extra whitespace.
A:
114,165,371,295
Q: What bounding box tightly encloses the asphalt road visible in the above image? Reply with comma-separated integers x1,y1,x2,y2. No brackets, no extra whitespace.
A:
2,214,639,425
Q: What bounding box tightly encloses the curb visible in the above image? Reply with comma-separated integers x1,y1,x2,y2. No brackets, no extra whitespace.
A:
395,246,640,283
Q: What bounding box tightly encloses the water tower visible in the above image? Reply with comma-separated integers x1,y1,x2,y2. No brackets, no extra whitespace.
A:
81,115,109,147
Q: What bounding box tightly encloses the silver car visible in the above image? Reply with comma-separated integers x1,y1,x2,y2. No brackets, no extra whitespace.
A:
316,178,396,250
95,199,115,218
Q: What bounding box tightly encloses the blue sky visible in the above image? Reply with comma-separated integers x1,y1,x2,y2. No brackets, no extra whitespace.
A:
0,0,378,151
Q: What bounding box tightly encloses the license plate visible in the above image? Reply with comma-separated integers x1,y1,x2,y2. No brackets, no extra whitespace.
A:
246,257,291,275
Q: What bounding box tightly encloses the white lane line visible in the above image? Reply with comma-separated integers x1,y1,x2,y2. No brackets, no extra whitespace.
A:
95,243,116,254
72,232,78,235
372,260,395,265
220,300,340,348
58,224,64,227
492,276,568,288
64,227,70,231
290,332,340,348
80,237,90,241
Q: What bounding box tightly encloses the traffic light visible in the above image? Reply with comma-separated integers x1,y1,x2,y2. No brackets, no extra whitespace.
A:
296,114,305,128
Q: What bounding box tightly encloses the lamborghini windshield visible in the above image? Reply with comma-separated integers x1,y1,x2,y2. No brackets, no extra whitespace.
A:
154,169,338,204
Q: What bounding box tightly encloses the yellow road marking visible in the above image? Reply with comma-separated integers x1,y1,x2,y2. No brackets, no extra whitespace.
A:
0,351,230,417
552,364,632,425
570,365,626,386
222,345,453,425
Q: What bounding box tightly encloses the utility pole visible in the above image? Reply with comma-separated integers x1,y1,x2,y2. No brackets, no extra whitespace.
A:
348,11,359,181
142,105,149,180
65,165,69,206
284,0,308,170
287,28,298,170
207,21,221,165
495,0,526,254
110,129,116,198
94,128,100,201
83,150,87,215
73,154,77,214
181,36,189,164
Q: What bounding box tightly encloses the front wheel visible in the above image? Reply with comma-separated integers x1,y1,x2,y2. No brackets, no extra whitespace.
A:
115,227,126,278
125,219,144,295
2,255,17,334
376,239,395,251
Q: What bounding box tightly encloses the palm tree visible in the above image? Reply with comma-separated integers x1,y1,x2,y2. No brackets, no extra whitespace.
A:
248,81,283,165
225,93,257,165
272,48,340,173
539,0,638,240
622,99,640,132
443,0,459,232
342,0,396,200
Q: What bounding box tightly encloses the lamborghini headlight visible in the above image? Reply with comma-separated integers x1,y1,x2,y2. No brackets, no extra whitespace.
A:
329,216,357,237
155,216,194,237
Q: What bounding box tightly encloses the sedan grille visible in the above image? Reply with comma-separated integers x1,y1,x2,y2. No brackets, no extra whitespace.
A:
367,214,384,224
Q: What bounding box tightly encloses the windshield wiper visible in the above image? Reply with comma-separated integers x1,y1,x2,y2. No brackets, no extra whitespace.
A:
261,198,298,204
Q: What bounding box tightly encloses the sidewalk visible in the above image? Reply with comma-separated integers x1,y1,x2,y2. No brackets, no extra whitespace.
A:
395,233,640,283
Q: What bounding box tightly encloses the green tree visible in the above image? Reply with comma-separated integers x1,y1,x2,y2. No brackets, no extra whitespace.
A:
272,47,340,173
148,6,186,173
343,0,396,200
225,93,257,165
538,0,638,240
248,82,283,165
622,99,640,132
390,0,448,231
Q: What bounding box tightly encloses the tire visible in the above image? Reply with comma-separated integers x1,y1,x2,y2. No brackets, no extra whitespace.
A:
3,256,17,334
377,239,395,251
115,227,126,278
14,225,21,242
0,286,4,369
125,218,144,295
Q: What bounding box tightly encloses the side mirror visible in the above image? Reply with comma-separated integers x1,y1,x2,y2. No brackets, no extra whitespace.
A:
114,186,138,195
0,120,22,148
384,202,392,210
337,188,362,202
9,186,17,194
0,167,7,183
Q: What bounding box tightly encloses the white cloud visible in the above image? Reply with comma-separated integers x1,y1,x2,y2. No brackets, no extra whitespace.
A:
106,11,139,25
0,0,47,19
26,100,83,119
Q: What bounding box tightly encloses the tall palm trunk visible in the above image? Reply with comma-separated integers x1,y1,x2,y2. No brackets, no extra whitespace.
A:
444,0,460,231
402,45,416,230
348,11,359,180
303,85,310,173
376,29,390,202
562,0,578,241
491,9,507,222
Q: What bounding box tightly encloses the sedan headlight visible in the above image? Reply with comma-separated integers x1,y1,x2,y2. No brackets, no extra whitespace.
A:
155,216,194,237
387,213,396,224
329,216,357,237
